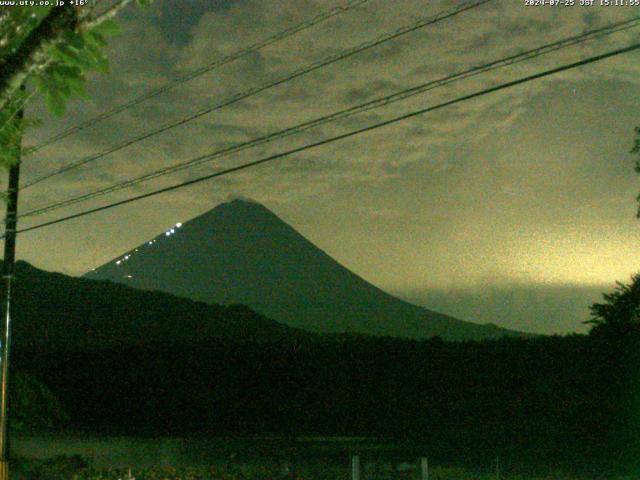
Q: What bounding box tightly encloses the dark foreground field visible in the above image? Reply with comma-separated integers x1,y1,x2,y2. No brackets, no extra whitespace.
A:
10,435,640,480
8,310,640,479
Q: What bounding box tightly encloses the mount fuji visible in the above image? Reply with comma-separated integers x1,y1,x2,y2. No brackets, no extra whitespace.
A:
86,199,522,340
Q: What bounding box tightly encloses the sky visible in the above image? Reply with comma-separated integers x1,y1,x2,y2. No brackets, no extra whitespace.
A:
8,0,640,334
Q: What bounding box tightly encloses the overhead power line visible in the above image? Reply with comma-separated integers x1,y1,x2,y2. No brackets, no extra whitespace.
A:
24,0,372,155
21,0,492,190
20,15,640,219
12,41,640,238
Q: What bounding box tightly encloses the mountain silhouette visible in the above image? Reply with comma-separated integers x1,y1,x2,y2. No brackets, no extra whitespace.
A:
86,199,523,340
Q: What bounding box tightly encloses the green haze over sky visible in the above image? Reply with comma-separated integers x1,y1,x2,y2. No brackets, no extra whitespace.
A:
12,0,640,334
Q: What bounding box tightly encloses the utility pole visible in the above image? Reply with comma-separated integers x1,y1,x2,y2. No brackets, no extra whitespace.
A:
351,455,360,480
0,93,23,480
420,457,428,480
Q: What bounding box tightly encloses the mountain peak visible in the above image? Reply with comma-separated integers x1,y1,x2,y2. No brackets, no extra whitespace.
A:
214,197,256,211
86,201,524,340
223,196,263,207
196,198,282,226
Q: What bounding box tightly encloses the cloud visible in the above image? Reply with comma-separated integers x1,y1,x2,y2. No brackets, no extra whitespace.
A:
12,0,640,306
393,281,613,335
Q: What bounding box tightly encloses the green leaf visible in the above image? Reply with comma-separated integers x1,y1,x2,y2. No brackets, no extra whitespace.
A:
81,42,110,73
32,74,50,96
86,30,108,48
45,90,66,117
39,69,63,97
51,44,84,68
94,55,110,74
62,30,85,50
51,75,72,99
53,64,83,80
92,19,122,37
81,40,102,61
66,76,88,99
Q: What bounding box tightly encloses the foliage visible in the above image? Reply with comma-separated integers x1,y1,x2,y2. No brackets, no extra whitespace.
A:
631,126,640,217
33,21,117,116
9,372,69,432
0,1,153,169
587,273,640,336
12,454,88,480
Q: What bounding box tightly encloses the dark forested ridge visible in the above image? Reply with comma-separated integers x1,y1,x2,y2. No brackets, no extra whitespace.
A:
13,332,640,474
11,260,311,349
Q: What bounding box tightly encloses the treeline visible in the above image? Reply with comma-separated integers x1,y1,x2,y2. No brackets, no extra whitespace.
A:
12,329,640,474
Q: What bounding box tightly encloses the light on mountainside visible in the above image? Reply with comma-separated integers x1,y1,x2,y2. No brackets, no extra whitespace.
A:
87,199,525,341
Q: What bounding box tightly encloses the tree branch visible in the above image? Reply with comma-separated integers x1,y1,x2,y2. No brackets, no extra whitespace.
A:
0,0,140,114
84,0,135,29
0,5,79,112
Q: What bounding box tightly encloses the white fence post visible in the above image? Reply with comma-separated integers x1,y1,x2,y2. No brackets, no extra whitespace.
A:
352,455,360,480
420,457,428,480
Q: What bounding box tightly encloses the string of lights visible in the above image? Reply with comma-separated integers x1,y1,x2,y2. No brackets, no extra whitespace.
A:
12,41,640,238
23,0,373,155
20,0,492,190
20,15,640,220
